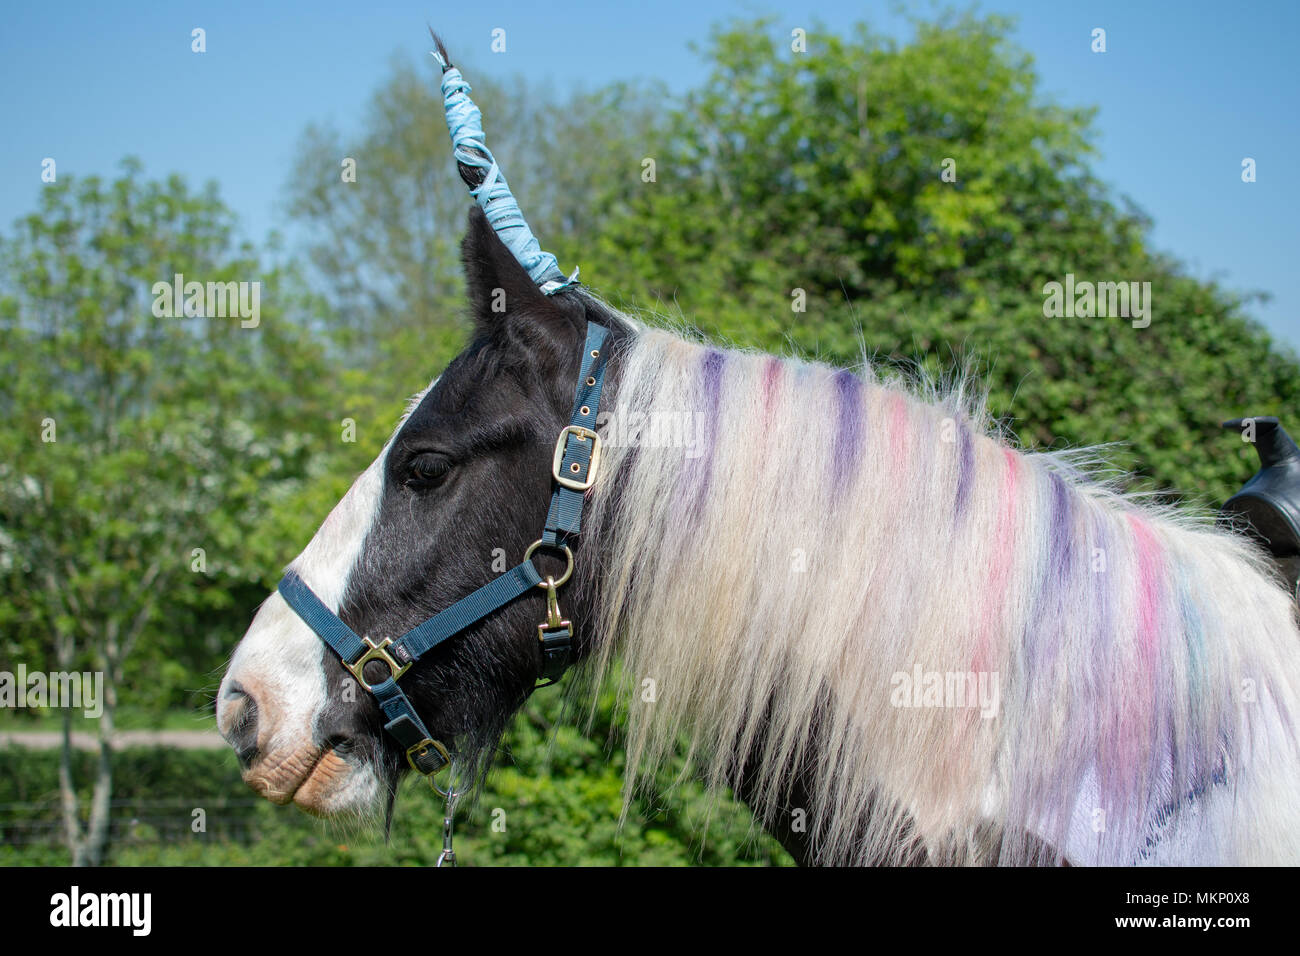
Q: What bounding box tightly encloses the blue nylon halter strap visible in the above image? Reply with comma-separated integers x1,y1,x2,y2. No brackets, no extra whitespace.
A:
543,322,608,545
276,320,610,783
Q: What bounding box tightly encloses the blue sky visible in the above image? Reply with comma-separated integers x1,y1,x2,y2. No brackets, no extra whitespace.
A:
2,1,1296,349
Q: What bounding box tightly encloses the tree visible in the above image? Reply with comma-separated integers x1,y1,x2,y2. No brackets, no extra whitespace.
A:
585,13,1300,506
0,161,334,864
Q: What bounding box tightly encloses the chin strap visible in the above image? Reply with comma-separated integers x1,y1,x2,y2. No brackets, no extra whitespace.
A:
276,321,609,787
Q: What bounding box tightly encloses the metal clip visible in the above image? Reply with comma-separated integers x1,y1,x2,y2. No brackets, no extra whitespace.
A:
435,788,459,868
537,575,570,643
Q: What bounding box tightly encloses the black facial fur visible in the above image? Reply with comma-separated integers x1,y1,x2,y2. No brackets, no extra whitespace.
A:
313,206,626,796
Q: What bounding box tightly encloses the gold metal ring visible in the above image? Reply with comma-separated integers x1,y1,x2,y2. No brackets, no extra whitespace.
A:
523,539,574,588
431,762,466,800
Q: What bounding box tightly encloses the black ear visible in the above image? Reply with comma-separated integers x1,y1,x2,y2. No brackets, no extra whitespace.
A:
461,206,562,331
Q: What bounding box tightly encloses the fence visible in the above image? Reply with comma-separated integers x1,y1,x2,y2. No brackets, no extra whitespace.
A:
0,796,263,847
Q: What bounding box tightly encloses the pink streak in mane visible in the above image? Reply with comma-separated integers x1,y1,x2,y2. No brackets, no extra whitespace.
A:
973,448,1020,675
761,357,782,424
888,393,910,475
1127,514,1162,667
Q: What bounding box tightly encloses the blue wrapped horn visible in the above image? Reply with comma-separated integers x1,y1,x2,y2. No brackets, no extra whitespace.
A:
430,33,579,295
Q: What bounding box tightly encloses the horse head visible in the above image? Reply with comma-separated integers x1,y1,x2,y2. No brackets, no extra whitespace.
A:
217,38,626,816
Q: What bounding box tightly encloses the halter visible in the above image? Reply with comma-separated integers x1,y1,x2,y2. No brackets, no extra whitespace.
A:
271,40,601,867
276,319,609,791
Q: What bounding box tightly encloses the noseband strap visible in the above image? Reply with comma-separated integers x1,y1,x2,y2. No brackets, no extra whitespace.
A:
276,321,610,784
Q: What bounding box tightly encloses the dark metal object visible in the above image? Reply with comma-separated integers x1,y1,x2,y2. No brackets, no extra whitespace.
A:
1221,416,1300,600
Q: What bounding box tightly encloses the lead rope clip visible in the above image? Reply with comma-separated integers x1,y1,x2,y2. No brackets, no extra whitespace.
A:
436,787,459,868
542,575,568,633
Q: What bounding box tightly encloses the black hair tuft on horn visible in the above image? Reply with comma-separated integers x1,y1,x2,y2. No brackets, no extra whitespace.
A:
428,27,453,71
428,28,490,192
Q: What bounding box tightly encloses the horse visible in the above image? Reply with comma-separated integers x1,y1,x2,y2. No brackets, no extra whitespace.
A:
217,38,1300,866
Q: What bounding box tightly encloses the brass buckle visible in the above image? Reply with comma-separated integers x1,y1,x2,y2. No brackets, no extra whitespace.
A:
552,425,601,492
345,636,411,692
406,737,451,776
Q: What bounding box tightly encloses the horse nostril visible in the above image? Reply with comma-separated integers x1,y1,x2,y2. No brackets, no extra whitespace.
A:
223,684,261,769
322,734,356,757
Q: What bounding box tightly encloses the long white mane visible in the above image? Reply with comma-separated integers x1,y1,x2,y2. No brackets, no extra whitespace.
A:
579,320,1300,865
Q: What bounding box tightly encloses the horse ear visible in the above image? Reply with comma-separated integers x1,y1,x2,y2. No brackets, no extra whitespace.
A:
461,206,563,332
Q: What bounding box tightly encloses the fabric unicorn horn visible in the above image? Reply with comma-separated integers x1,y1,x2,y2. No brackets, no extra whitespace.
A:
429,32,579,296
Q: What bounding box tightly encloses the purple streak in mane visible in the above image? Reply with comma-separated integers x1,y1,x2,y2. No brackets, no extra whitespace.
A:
681,349,726,507
1015,478,1076,703
1047,473,1077,581
700,348,724,436
1027,473,1075,680
953,420,975,521
1086,508,1129,834
1171,564,1210,794
831,370,863,491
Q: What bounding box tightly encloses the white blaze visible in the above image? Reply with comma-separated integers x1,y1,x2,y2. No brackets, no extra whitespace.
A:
217,381,436,757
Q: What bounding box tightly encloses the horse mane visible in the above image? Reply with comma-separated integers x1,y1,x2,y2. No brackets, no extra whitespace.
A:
573,308,1300,865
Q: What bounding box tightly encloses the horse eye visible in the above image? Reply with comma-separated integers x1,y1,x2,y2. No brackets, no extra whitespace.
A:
406,452,452,488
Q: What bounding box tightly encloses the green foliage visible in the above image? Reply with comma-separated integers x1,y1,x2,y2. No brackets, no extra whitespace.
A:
586,13,1299,506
